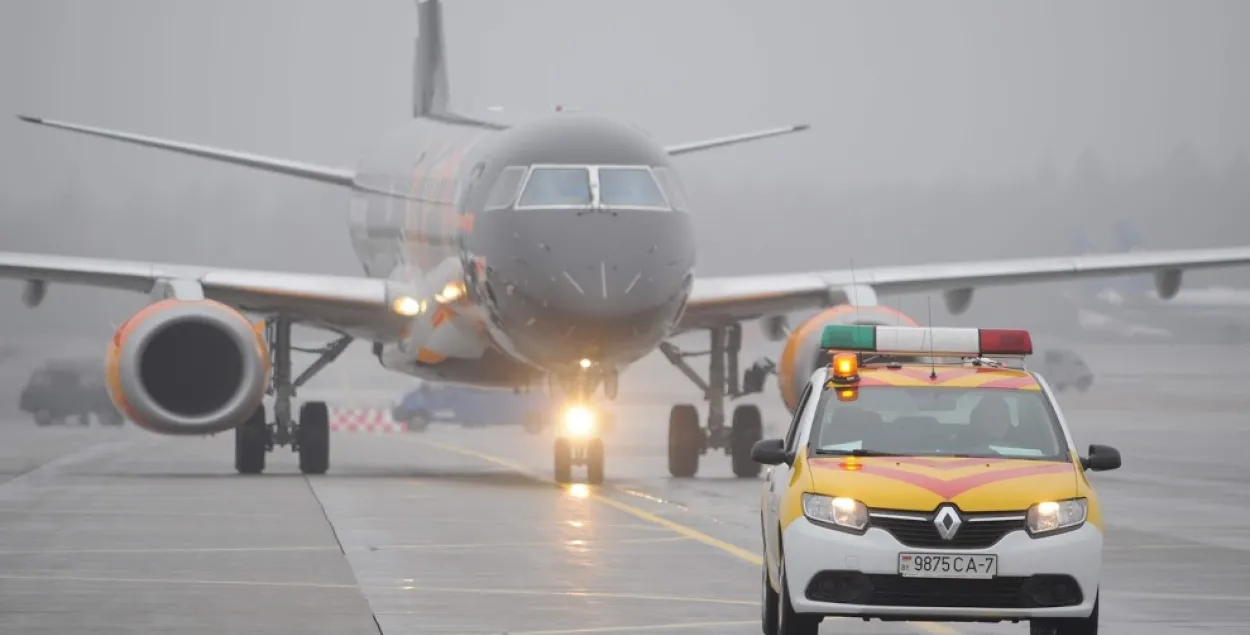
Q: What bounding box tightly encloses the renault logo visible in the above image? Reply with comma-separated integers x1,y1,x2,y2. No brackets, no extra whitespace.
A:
933,505,963,540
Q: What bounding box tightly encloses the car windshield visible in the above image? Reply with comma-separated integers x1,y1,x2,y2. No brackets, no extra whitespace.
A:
597,167,669,208
809,385,1067,461
517,167,592,207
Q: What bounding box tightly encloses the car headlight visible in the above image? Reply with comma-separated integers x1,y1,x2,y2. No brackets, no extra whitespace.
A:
801,494,868,533
1027,498,1087,536
561,405,596,438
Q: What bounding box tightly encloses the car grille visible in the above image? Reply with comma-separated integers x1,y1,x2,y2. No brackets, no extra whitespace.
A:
870,512,1024,549
805,572,1083,608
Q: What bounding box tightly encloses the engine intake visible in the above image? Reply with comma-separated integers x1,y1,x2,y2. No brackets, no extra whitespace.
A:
107,299,269,435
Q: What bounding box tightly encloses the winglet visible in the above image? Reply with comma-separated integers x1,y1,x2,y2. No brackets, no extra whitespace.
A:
16,115,42,124
663,123,810,156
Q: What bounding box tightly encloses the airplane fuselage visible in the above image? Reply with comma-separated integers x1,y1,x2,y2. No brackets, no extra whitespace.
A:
347,115,697,390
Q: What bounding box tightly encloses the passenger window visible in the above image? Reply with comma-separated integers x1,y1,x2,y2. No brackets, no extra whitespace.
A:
598,167,670,208
785,384,813,452
483,166,528,210
518,167,592,207
651,167,690,211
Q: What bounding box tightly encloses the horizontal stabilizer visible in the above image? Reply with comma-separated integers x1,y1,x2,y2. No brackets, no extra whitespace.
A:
663,124,810,156
17,115,358,187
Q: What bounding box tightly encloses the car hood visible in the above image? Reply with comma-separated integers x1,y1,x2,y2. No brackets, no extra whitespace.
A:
804,455,1078,513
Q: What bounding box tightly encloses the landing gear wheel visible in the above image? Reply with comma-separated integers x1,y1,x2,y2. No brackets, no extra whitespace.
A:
1076,377,1092,393
554,437,573,484
731,404,764,478
1031,593,1098,635
668,404,702,478
76,413,91,426
762,557,780,635
298,401,330,475
34,410,53,427
777,556,819,635
235,406,268,475
100,410,125,426
586,437,605,485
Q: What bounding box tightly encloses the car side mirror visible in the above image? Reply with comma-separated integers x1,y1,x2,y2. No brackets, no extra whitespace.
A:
1081,444,1121,471
751,438,792,466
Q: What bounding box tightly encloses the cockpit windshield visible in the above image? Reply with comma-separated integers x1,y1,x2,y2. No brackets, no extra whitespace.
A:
517,167,592,207
598,167,670,208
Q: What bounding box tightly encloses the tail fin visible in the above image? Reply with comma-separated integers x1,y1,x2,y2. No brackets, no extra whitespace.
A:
414,0,450,118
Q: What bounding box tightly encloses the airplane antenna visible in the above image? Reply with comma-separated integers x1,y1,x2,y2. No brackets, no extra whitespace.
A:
926,296,936,380
849,258,861,324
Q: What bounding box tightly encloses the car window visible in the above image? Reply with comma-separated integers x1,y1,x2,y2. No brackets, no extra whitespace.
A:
785,384,814,453
809,385,1066,460
517,167,592,207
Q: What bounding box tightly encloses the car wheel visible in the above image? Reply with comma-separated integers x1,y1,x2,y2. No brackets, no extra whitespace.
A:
761,556,779,635
776,553,819,635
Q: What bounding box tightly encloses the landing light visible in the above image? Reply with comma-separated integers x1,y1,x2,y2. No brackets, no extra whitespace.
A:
562,404,596,438
435,281,465,303
392,296,425,317
578,358,592,369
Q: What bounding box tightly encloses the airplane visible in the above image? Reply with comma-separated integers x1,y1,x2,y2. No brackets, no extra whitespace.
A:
6,0,1250,484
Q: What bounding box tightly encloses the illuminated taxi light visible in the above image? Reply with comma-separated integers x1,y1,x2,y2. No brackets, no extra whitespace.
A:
820,325,1033,357
567,483,590,499
391,296,424,316
435,281,465,303
562,405,596,438
579,358,592,369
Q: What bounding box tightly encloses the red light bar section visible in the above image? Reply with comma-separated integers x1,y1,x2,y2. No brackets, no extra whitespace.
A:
979,329,1033,355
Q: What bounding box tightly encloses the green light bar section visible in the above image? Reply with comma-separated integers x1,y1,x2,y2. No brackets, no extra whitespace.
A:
821,324,876,350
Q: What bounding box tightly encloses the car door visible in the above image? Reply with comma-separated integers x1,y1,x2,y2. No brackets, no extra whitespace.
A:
764,382,813,575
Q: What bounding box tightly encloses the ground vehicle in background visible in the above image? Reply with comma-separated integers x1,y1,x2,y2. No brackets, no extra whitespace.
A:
1036,348,1093,393
754,325,1120,635
19,359,125,427
393,381,553,433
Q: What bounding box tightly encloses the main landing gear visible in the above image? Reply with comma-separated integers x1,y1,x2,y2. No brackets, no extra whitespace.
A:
660,323,776,479
235,316,352,476
550,366,613,486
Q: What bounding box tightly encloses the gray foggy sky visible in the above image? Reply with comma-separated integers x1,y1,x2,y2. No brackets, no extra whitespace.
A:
2,0,1248,201
1,0,1248,348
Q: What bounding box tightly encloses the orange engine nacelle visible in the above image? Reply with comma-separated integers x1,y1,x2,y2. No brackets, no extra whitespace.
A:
775,304,919,413
106,299,270,435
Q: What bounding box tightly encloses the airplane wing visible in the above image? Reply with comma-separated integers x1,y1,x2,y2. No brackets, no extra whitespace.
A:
663,124,810,156
0,251,419,340
678,247,1250,330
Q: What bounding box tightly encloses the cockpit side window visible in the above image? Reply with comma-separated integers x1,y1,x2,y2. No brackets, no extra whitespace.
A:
517,167,592,207
483,166,528,210
597,167,670,209
650,167,690,211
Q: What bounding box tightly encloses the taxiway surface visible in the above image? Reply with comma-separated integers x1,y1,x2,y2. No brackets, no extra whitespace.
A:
0,342,1247,634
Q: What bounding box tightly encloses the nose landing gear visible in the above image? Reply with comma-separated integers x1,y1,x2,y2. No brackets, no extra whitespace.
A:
549,364,611,485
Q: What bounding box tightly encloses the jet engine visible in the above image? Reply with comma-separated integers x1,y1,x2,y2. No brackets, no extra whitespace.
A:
105,299,270,435
775,304,919,413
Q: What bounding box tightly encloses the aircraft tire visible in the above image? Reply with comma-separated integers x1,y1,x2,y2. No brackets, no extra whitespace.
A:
554,437,573,483
731,405,764,478
298,402,330,475
235,405,268,475
668,404,701,478
586,437,605,485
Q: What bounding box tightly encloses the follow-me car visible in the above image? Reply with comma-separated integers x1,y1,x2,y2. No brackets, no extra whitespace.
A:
753,325,1121,635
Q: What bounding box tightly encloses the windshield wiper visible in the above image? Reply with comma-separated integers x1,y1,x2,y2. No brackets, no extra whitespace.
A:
813,448,899,457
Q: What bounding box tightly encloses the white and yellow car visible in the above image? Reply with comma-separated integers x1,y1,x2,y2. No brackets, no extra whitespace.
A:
755,325,1121,635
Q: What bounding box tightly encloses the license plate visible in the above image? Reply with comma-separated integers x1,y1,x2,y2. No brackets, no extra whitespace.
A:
898,553,997,579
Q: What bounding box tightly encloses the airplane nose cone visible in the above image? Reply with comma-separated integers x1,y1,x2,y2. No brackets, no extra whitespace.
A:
469,209,695,367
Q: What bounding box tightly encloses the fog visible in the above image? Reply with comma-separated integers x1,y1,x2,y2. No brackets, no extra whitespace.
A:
2,0,1249,354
